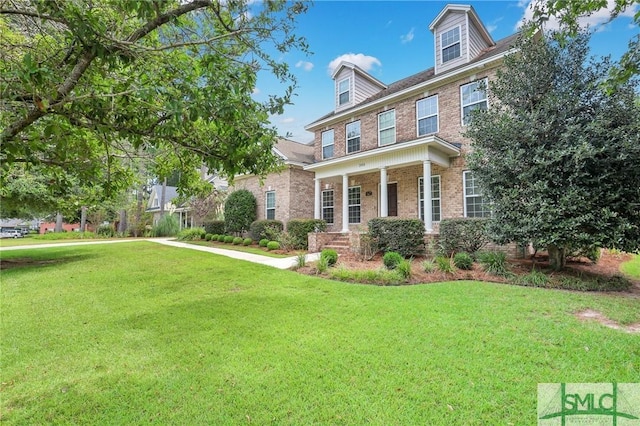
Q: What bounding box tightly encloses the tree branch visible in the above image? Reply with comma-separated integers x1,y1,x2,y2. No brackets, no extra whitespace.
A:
0,8,68,25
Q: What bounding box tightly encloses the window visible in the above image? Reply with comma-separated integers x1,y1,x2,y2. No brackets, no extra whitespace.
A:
265,191,276,220
378,110,395,146
463,171,491,217
461,79,488,125
322,190,334,224
346,121,361,154
348,186,361,224
418,176,441,222
338,78,350,106
417,95,438,136
322,129,334,159
441,27,461,63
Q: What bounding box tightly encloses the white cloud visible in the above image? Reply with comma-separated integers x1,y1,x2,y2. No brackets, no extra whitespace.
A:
252,87,260,95
486,24,498,33
517,0,639,31
281,117,295,124
327,53,382,75
401,27,415,44
295,60,314,71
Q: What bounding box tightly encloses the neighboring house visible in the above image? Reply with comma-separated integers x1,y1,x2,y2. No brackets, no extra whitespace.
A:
38,222,82,233
304,4,517,236
230,137,315,225
146,185,193,229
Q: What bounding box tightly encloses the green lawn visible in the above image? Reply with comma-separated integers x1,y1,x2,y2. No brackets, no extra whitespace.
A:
1,242,638,424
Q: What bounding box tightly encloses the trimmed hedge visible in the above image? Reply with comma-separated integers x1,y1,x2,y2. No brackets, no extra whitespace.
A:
259,238,269,247
383,251,403,269
232,237,243,245
243,238,253,246
224,190,257,234
249,219,283,241
286,219,327,249
321,249,338,266
438,218,489,256
368,218,425,258
266,241,280,251
203,220,225,236
224,235,234,243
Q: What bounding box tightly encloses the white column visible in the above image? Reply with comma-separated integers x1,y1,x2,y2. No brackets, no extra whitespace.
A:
342,174,350,233
423,160,433,233
380,167,388,217
314,178,321,220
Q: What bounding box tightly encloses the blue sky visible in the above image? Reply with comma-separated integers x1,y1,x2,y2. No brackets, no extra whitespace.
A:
251,1,639,143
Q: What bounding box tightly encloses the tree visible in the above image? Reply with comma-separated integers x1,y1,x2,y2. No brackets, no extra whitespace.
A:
0,0,309,211
224,189,256,235
531,0,639,83
465,29,640,270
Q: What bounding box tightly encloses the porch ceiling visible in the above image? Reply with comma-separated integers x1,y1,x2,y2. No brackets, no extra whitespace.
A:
304,135,461,179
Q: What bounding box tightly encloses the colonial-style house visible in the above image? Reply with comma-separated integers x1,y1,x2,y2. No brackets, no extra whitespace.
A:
146,185,193,228
304,4,517,239
230,137,315,224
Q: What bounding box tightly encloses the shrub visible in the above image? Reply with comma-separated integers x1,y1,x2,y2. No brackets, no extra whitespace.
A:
478,251,511,277
205,233,213,241
321,249,338,267
435,255,455,273
422,259,436,273
358,232,378,261
396,259,412,279
286,219,327,249
512,269,549,287
152,214,179,237
232,237,243,245
329,266,403,285
203,220,225,235
249,220,284,242
177,227,206,241
243,238,252,246
266,241,280,251
453,252,474,270
217,235,226,242
96,224,115,238
438,218,489,256
224,235,234,243
383,251,403,270
316,256,329,274
277,231,297,252
295,253,306,269
368,218,425,258
259,238,269,247
224,190,257,234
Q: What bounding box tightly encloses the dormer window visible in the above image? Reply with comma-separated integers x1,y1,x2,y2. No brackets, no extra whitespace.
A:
441,27,461,63
338,78,350,106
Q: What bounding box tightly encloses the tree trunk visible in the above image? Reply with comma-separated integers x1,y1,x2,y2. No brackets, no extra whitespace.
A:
117,209,127,235
55,212,63,232
80,206,87,232
160,177,167,216
548,244,567,271
134,186,143,237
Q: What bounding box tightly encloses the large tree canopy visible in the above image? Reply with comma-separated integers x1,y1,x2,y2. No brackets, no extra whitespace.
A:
0,0,308,214
465,28,640,270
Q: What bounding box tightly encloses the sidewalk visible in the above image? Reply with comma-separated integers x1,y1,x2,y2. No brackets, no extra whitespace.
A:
0,238,321,270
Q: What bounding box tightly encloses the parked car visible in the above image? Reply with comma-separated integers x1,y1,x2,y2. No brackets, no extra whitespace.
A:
1,230,23,238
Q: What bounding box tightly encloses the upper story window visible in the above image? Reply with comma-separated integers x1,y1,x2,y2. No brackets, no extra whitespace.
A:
378,110,396,146
346,121,361,154
441,27,461,63
322,129,334,159
461,79,488,125
338,78,350,106
265,191,276,220
463,171,491,218
417,95,438,136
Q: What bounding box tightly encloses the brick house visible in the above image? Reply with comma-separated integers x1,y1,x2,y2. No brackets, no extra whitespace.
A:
304,4,517,238
230,138,315,225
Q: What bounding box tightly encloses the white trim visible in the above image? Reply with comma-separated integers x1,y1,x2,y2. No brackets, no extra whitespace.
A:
460,78,489,126
321,129,334,159
265,190,276,220
348,185,362,224
416,95,439,136
338,77,351,107
346,120,361,154
378,109,396,147
441,25,461,64
321,189,334,224
418,175,441,222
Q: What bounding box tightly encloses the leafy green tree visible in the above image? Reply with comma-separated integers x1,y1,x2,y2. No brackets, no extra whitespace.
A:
224,189,256,235
0,0,309,210
465,29,640,270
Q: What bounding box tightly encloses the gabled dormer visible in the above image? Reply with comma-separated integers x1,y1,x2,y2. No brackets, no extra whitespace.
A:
332,61,387,112
429,4,495,75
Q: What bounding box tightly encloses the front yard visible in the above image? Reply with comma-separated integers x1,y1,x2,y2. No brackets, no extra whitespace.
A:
1,242,638,424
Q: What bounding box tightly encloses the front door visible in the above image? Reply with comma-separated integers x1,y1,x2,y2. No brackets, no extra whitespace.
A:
387,183,398,216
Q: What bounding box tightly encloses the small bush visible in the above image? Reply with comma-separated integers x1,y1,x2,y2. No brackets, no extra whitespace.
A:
435,256,455,273
249,220,284,242
277,231,297,252
453,252,474,270
224,235,234,243
152,214,179,237
295,253,306,269
321,249,338,267
368,218,425,258
478,251,511,277
177,227,206,241
259,238,269,247
217,235,226,242
316,256,329,274
232,237,243,245
439,218,489,256
286,218,327,249
383,251,404,270
512,269,549,287
329,266,403,286
396,259,412,279
422,259,436,273
266,241,280,251
205,233,213,241
203,220,225,235
96,224,115,238
243,238,252,246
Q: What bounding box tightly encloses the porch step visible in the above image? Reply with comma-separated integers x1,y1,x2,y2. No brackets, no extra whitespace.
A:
323,234,351,253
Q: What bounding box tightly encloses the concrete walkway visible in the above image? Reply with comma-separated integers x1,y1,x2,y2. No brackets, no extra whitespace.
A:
0,238,321,270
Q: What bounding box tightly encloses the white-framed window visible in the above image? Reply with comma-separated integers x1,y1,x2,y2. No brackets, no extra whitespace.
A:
322,129,334,159
265,191,276,220
322,190,334,224
441,26,461,63
346,121,361,154
461,79,488,125
338,78,350,106
378,110,395,146
348,186,361,224
463,171,491,218
416,95,438,136
418,176,441,222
